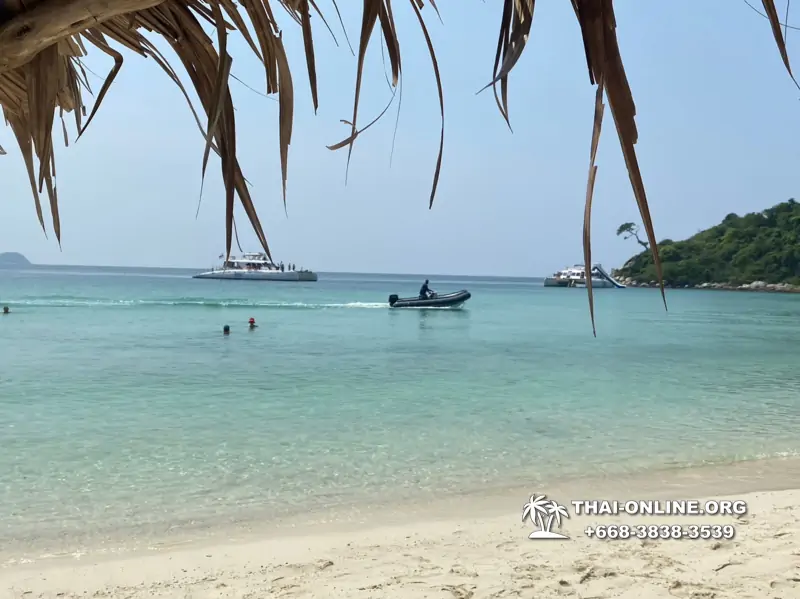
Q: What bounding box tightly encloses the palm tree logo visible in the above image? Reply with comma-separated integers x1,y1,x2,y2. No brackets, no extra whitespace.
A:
522,494,570,540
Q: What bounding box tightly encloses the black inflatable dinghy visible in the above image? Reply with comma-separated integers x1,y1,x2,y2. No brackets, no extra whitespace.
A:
388,290,471,309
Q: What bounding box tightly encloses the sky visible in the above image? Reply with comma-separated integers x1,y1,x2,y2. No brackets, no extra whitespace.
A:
1,0,799,276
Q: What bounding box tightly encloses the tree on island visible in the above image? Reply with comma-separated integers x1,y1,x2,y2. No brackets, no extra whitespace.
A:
615,199,800,287
616,222,650,251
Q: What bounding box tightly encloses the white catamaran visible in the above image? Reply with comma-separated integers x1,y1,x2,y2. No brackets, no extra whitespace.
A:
543,264,626,289
193,253,318,282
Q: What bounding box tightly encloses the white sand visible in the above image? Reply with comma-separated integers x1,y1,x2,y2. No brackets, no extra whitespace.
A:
2,486,798,599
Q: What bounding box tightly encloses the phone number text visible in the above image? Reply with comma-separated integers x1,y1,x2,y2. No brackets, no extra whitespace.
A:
585,524,736,541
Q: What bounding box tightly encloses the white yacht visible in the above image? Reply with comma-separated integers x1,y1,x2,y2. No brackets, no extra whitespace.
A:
193,253,318,282
543,264,625,289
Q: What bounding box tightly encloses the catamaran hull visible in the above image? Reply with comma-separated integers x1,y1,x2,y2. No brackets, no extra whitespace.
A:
388,290,471,309
544,277,616,288
193,270,318,282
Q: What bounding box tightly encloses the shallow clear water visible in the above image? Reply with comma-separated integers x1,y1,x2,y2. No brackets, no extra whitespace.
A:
1,267,799,553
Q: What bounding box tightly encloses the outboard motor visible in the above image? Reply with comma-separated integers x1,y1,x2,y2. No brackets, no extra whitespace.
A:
388,294,399,307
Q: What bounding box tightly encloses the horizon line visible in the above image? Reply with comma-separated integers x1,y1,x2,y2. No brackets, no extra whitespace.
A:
1,261,553,280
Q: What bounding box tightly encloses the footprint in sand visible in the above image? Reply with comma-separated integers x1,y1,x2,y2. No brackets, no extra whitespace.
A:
668,580,721,598
769,577,800,591
281,559,334,575
495,540,517,551
441,583,476,599
449,564,479,578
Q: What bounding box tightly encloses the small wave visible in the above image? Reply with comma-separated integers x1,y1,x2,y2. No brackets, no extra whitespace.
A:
3,298,387,310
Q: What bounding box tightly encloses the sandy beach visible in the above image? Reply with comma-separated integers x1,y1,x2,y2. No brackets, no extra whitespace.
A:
3,471,799,599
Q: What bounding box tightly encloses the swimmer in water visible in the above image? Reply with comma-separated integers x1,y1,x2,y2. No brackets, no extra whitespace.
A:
248,317,258,329
2,306,9,314
223,324,230,335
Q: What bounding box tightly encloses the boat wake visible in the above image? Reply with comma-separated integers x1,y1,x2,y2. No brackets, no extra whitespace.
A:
3,298,387,310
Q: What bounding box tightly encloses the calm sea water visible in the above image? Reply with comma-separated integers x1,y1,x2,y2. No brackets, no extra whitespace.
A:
1,266,800,556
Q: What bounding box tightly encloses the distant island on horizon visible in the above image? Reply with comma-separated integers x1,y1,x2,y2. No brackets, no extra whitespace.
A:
0,252,31,268
614,199,800,292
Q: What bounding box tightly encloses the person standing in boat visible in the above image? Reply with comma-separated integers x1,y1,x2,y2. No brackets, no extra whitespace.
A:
419,279,434,299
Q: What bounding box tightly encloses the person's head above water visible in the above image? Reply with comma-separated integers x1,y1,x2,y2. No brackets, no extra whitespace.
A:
249,318,255,324
2,306,8,314
223,325,230,334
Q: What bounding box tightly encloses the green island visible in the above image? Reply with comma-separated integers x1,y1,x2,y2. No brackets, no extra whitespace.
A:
612,199,800,292
0,252,32,268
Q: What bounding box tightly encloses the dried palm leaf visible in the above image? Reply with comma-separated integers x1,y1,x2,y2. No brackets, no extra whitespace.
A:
0,0,795,333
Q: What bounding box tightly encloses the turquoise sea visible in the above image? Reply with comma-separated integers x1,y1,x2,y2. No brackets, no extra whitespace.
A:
1,266,800,558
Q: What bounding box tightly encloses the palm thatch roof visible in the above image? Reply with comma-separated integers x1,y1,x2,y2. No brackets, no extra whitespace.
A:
0,0,795,332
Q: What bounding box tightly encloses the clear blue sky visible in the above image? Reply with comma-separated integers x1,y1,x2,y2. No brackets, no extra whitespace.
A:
1,0,799,276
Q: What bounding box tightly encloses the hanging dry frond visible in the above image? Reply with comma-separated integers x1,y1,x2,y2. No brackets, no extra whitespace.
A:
0,0,795,332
